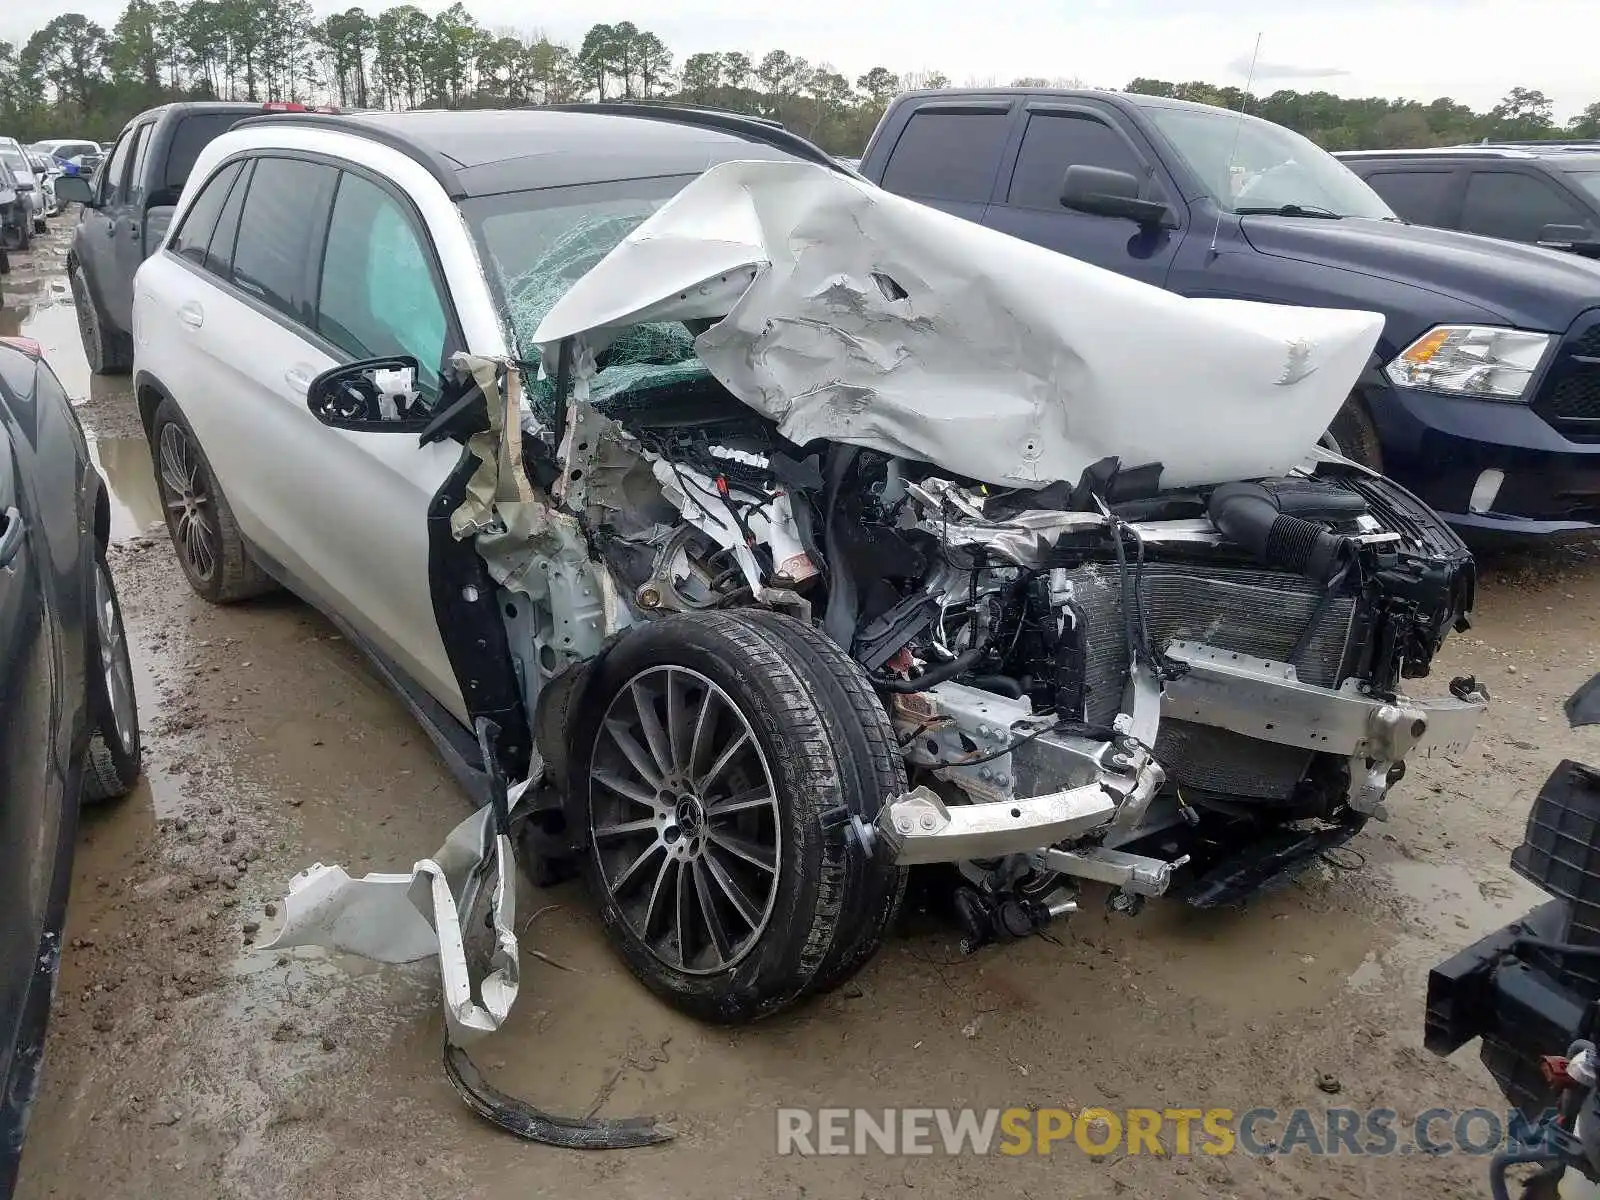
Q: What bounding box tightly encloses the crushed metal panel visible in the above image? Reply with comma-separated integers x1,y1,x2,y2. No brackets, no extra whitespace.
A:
533,159,1385,491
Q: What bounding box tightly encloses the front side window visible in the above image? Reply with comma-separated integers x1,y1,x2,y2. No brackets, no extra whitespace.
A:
170,160,245,268
96,130,135,205
1138,102,1395,220
1007,113,1153,209
1563,169,1600,207
316,171,450,395
230,157,337,322
1461,171,1589,243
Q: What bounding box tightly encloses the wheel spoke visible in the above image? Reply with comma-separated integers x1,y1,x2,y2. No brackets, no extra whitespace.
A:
707,828,776,874
696,729,750,792
604,719,664,790
593,769,662,812
593,816,659,840
673,856,696,968
665,669,691,774
610,841,662,895
642,855,675,942
691,860,732,966
701,849,762,929
705,786,774,818
629,680,674,779
686,685,716,779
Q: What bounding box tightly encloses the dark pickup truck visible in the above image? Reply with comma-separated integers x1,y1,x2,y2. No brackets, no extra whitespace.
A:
859,90,1600,540
56,101,332,374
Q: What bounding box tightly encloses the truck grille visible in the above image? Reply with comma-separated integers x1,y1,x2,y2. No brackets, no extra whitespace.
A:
1539,314,1600,436
1066,563,1356,800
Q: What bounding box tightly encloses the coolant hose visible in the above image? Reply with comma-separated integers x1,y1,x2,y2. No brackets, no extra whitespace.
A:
1207,481,1351,585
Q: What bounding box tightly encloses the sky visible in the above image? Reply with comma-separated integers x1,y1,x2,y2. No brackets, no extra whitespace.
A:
5,0,1594,121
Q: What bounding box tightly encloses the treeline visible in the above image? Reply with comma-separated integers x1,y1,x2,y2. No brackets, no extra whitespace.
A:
1,1,1597,156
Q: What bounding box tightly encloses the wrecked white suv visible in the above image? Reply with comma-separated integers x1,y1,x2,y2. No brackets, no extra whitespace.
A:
132,106,1487,1035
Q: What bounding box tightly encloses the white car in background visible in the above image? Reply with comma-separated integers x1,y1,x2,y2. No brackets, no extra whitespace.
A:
0,137,45,234
24,148,59,217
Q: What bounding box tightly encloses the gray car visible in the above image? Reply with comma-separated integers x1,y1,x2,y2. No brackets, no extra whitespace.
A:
0,336,141,1193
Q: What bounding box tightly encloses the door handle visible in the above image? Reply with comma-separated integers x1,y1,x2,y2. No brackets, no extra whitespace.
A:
284,367,314,392
0,507,25,570
177,302,203,330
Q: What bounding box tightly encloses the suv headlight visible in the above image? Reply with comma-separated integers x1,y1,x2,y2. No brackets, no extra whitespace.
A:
1385,325,1552,401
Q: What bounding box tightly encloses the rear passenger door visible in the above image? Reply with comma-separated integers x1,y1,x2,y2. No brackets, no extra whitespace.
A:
982,103,1183,284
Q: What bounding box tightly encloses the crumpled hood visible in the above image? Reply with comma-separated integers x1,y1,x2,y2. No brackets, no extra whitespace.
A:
534,160,1384,490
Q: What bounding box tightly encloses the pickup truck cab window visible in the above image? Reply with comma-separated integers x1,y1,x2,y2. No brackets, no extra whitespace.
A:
879,108,1009,204
1358,168,1458,226
1007,111,1156,209
95,129,136,206
1460,170,1588,243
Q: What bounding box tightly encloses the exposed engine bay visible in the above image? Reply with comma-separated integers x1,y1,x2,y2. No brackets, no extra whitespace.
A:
527,364,1487,942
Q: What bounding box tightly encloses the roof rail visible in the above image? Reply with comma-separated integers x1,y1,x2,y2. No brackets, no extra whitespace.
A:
542,102,841,172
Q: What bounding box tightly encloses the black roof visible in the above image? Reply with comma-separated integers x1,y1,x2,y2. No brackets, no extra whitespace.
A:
233,105,836,199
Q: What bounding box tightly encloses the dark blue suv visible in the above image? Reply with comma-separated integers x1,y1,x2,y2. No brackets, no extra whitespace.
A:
860,90,1600,539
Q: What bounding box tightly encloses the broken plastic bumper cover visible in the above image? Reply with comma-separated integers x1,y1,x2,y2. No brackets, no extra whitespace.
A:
258,786,672,1149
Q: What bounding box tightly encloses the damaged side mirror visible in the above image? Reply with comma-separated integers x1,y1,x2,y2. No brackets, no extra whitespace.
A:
1060,165,1172,228
306,357,431,434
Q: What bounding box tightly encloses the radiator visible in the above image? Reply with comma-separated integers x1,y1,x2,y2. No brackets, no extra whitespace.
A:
1065,562,1357,800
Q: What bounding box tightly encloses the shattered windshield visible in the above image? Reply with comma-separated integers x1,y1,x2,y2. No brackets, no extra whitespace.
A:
1137,102,1396,220
462,176,710,413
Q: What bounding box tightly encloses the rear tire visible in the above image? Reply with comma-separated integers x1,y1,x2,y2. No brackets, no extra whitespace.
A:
572,610,896,1023
33,217,46,235
70,261,132,375
1322,394,1383,472
150,397,277,604
82,550,141,802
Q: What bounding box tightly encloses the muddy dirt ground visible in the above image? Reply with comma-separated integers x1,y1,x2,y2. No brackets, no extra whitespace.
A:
7,224,1600,1199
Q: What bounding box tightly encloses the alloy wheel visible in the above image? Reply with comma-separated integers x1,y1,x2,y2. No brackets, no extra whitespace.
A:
589,666,782,975
158,422,218,582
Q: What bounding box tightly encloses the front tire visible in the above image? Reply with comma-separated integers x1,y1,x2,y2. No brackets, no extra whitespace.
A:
1321,394,1383,471
82,551,141,802
150,397,277,604
573,610,900,1023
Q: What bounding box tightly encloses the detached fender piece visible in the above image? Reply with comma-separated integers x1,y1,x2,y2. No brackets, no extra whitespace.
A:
259,785,672,1148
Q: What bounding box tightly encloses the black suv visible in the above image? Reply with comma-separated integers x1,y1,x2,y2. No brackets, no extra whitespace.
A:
56,101,333,374
1338,143,1600,258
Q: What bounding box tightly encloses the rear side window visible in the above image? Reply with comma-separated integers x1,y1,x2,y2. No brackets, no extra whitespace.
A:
164,112,246,193
1007,113,1148,209
879,110,1009,204
206,159,251,278
1460,171,1588,243
316,171,450,395
1360,169,1457,226
169,160,244,267
231,157,337,322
